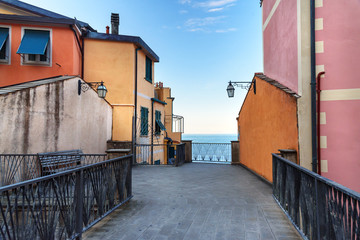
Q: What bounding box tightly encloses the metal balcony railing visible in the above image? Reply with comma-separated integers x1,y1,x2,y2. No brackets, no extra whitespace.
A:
273,153,360,240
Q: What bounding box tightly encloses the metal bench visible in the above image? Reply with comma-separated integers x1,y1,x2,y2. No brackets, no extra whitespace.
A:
38,150,83,176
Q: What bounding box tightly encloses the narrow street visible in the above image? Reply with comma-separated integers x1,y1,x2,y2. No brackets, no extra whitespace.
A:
83,164,301,240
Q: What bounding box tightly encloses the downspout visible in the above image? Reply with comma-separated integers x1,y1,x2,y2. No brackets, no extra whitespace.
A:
310,0,318,173
70,25,84,79
133,47,141,163
151,100,154,165
317,71,325,175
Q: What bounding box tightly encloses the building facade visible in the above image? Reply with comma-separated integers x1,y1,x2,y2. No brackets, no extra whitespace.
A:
238,0,360,191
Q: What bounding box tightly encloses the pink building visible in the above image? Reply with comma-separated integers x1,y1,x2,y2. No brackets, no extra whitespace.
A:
259,0,360,192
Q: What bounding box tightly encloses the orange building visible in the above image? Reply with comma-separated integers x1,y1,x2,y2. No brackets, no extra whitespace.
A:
237,73,299,182
0,1,91,86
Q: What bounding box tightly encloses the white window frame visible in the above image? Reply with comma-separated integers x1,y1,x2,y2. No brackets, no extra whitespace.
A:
20,27,52,66
0,25,11,65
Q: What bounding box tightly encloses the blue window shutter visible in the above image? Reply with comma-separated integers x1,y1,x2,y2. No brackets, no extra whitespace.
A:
17,29,49,55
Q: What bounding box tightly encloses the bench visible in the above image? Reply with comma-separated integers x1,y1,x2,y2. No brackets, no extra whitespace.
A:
38,150,83,176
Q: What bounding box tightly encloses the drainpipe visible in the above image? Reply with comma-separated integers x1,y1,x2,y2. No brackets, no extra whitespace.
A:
317,71,325,175
151,100,154,165
133,47,141,164
310,0,317,173
70,25,84,79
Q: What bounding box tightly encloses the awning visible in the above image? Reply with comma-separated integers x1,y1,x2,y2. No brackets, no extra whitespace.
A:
0,28,8,50
156,119,166,131
17,29,49,55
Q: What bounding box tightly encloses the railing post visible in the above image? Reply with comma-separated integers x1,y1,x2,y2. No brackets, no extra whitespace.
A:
315,178,320,240
75,169,84,239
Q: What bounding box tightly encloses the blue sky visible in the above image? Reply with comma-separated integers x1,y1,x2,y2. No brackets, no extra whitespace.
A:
23,0,263,134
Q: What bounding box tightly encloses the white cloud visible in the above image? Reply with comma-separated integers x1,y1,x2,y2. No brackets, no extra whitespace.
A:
196,0,237,8
215,27,237,33
179,0,191,4
185,16,225,27
179,9,188,14
208,7,224,12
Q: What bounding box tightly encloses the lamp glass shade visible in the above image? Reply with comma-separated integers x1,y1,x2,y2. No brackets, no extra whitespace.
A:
227,83,235,98
97,83,107,98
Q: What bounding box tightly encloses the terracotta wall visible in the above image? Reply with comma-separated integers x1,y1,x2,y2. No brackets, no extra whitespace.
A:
0,23,81,87
0,77,112,154
238,77,298,182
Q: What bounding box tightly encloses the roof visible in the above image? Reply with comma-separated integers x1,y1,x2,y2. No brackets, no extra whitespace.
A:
254,73,300,98
0,75,76,95
86,32,159,62
151,98,167,105
0,0,94,30
0,0,70,19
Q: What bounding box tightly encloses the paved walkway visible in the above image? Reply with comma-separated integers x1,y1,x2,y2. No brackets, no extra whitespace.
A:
83,163,301,240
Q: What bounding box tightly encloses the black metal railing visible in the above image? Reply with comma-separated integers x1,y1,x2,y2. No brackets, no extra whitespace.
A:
0,154,132,240
273,153,360,240
135,143,185,166
135,144,167,165
0,154,107,187
192,143,231,163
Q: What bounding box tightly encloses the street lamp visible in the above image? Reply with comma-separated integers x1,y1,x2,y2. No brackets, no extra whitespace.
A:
78,80,107,98
226,80,256,98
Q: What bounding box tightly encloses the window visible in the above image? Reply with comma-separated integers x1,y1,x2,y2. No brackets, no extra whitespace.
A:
0,27,10,64
17,28,51,65
155,110,166,135
140,107,149,136
145,56,152,83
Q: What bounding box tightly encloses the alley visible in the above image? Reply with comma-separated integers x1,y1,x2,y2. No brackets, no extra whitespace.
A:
83,163,301,240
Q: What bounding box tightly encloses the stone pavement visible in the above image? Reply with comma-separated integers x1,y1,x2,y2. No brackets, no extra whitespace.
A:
83,163,301,240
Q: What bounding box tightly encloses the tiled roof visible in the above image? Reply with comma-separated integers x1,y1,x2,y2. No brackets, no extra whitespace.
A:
0,75,77,95
254,73,300,98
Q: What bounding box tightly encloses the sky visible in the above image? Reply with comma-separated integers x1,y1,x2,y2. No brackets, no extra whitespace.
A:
22,0,263,134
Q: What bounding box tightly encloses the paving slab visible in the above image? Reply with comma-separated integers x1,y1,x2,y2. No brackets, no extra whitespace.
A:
83,163,301,240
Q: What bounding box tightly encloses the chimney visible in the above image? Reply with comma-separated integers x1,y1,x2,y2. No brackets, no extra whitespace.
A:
111,13,119,35
159,82,163,88
106,26,110,34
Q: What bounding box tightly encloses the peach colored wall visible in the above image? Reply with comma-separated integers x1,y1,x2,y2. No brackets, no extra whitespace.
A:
84,39,135,141
0,23,81,87
263,0,298,93
0,77,112,154
238,77,298,182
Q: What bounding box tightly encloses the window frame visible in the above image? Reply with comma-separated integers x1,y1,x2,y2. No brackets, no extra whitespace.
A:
0,25,11,65
20,27,52,66
145,56,152,83
140,107,149,136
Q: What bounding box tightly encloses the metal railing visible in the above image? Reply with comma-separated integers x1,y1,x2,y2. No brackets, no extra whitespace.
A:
273,153,360,240
0,154,132,240
0,154,107,187
192,143,231,163
135,143,185,166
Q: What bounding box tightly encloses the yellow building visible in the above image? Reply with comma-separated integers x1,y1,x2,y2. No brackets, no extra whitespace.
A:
83,17,172,163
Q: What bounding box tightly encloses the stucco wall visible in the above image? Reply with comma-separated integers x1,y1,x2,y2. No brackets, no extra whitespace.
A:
262,0,298,93
316,0,360,192
0,23,81,87
238,77,298,182
0,77,112,154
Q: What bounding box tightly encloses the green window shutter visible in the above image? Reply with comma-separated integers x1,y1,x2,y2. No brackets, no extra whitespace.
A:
145,56,152,83
140,107,149,136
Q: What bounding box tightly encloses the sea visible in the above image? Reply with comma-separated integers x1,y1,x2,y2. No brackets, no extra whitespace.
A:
182,134,238,144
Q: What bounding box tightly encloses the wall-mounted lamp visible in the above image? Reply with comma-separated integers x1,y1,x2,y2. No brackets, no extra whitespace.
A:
78,80,107,98
226,80,256,98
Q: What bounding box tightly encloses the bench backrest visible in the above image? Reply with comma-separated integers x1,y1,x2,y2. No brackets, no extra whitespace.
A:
38,150,83,176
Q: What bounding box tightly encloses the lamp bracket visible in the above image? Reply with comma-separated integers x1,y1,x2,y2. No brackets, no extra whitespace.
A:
78,80,104,95
230,80,256,94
